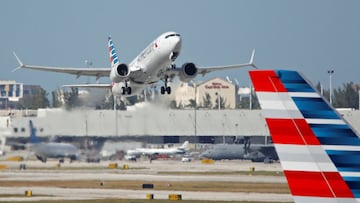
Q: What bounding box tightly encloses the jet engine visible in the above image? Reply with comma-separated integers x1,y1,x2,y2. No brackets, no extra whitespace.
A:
178,62,198,82
110,63,130,83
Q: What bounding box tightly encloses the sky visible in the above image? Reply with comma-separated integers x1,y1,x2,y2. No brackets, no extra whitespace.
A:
1,0,360,93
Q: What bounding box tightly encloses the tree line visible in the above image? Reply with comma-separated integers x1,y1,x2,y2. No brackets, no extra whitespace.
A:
16,81,360,110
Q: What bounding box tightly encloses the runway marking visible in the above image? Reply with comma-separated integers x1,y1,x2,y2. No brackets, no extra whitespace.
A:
0,180,290,194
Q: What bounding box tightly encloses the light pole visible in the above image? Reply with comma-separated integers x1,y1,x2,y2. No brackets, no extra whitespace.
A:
215,92,220,110
194,82,197,148
328,70,334,105
249,83,253,110
358,90,360,110
190,81,198,149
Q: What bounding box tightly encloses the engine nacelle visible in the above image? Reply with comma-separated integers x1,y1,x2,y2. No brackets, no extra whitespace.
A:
110,63,130,83
179,62,198,82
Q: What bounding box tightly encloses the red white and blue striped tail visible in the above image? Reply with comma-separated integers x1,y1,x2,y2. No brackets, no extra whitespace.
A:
107,36,119,68
249,70,360,203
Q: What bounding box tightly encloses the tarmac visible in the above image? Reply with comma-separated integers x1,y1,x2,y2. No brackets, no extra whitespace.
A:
0,159,292,202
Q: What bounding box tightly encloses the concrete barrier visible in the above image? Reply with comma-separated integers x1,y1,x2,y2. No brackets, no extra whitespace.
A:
201,159,214,164
146,193,154,200
25,190,32,197
123,164,129,169
0,165,7,170
108,163,118,169
168,194,182,200
6,156,23,161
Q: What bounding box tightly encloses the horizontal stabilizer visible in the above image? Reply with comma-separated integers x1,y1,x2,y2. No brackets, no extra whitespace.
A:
62,84,112,89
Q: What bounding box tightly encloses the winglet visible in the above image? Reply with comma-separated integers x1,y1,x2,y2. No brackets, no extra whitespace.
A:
249,49,257,69
12,52,25,72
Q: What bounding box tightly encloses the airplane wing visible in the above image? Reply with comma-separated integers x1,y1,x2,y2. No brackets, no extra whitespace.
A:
164,50,257,80
62,84,112,89
197,50,257,76
13,52,110,79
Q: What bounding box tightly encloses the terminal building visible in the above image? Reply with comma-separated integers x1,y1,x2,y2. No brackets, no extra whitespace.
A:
1,77,360,146
1,107,360,146
173,77,237,109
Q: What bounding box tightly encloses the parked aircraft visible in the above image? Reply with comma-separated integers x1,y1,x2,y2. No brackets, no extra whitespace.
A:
201,138,278,162
249,69,360,202
13,32,256,96
28,120,80,163
126,141,189,158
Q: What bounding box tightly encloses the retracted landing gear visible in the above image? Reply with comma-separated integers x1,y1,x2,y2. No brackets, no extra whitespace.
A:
160,76,171,95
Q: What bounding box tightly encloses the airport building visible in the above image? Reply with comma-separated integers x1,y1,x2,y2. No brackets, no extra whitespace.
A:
0,80,44,109
1,77,360,146
174,77,237,109
1,107,360,146
0,81,23,108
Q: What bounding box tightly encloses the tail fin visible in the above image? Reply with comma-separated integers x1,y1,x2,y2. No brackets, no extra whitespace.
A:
107,36,119,68
29,120,40,144
179,141,189,150
249,70,359,202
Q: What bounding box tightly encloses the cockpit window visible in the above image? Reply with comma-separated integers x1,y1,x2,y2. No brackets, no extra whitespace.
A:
165,33,181,39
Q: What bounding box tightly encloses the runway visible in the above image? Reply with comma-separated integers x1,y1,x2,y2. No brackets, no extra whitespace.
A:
0,186,292,202
0,159,292,202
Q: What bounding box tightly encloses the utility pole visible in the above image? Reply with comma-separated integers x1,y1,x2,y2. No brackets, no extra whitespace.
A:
358,90,360,110
215,92,220,110
328,69,334,105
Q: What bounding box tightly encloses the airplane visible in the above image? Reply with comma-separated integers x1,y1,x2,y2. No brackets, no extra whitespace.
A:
13,31,256,97
28,120,80,163
200,138,278,162
201,144,278,162
126,141,189,158
249,69,360,202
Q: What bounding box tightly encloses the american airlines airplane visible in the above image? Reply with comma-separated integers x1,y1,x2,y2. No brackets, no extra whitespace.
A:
250,69,360,202
14,31,256,96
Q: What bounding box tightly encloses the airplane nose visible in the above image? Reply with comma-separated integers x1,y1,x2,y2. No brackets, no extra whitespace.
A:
172,36,182,50
168,36,182,61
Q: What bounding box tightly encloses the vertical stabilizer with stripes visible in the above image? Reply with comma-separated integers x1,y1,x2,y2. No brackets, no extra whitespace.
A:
107,37,119,69
249,70,360,203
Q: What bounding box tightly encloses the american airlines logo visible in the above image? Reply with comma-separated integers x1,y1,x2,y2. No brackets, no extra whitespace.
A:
108,37,119,65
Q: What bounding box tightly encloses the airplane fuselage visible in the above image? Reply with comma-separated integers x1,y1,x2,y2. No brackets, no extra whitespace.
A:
111,32,182,96
31,142,80,162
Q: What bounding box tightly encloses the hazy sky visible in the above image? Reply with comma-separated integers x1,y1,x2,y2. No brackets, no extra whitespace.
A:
1,0,360,93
